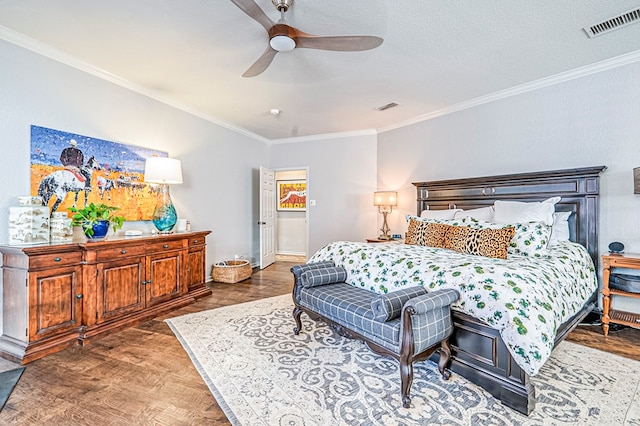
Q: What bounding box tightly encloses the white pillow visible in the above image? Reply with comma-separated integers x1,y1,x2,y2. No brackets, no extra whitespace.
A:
453,206,494,222
493,197,559,226
420,209,461,219
549,211,571,246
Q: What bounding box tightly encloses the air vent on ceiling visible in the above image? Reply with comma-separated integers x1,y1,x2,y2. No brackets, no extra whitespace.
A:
583,8,640,38
377,102,399,111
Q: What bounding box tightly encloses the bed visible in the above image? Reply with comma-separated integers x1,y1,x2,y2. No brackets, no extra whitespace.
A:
310,166,605,415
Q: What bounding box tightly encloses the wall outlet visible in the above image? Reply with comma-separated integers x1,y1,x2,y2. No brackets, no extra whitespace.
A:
392,234,402,240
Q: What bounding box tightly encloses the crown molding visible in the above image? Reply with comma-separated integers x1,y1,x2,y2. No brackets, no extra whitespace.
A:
0,25,269,144
3,24,639,143
269,128,377,144
378,49,640,134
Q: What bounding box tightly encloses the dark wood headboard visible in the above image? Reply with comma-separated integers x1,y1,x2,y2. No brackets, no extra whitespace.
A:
412,166,606,266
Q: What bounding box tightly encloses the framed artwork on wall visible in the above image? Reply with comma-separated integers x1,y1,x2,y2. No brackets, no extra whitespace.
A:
30,125,168,220
277,180,306,211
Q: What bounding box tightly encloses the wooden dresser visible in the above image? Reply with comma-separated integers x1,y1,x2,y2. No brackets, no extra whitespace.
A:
0,231,211,364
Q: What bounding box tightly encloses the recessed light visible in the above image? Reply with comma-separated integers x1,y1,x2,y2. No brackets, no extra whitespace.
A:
270,108,281,116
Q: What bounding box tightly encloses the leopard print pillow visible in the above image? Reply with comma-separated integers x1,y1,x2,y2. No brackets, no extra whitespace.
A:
404,218,423,245
405,219,451,248
422,223,451,248
444,225,515,259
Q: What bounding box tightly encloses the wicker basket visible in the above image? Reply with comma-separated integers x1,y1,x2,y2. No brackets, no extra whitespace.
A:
212,260,252,283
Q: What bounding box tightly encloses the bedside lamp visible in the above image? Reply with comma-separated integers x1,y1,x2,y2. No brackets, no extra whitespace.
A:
373,191,397,240
144,157,183,233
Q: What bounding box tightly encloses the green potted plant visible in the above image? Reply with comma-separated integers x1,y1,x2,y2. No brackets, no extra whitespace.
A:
68,203,125,240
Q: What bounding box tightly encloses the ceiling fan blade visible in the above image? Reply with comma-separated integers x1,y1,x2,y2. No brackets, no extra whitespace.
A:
242,45,278,77
230,0,275,32
295,34,383,51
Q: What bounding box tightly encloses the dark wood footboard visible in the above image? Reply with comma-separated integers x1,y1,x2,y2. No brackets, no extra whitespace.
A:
431,293,596,415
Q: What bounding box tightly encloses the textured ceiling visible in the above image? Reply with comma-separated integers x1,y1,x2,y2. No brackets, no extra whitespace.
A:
1,0,640,141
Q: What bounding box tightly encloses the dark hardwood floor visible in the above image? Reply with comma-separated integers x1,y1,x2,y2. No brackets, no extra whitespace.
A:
1,261,638,425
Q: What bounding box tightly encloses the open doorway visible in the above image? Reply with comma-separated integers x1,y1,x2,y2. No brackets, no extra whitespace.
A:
275,169,308,263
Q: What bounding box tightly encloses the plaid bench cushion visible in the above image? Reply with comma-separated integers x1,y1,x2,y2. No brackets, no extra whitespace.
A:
291,261,335,282
301,266,347,288
371,286,428,321
299,283,401,352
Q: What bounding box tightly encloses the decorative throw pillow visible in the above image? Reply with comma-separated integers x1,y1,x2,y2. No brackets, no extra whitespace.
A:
405,219,451,248
454,218,553,257
444,225,515,259
291,261,335,282
300,266,347,288
507,221,552,257
404,218,424,245
371,286,428,321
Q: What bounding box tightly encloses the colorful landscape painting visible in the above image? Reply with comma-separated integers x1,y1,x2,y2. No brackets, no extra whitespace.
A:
277,180,306,211
30,125,167,220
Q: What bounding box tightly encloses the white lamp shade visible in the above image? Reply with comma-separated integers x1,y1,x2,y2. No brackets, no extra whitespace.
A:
144,157,183,184
373,191,397,206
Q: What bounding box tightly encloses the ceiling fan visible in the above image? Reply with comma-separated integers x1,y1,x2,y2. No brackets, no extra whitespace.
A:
231,0,383,77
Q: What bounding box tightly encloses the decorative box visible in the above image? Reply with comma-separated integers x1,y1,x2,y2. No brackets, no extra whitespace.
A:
50,212,73,242
9,206,50,245
17,195,43,206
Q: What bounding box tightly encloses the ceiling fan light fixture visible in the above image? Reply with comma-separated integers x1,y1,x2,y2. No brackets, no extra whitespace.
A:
270,35,296,52
271,0,294,12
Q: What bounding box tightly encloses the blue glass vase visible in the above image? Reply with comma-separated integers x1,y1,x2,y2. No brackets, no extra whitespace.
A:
152,184,178,232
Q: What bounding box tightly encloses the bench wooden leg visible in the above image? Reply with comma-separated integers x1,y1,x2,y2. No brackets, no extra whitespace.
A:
293,306,303,335
400,353,413,408
438,339,452,380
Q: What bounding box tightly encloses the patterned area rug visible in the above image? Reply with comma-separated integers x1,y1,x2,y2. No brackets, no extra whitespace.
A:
0,368,25,412
166,295,640,425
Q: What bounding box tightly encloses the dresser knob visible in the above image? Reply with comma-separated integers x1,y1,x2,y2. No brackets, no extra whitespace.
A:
76,294,83,299
54,257,61,262
163,244,169,249
121,250,127,254
194,240,198,244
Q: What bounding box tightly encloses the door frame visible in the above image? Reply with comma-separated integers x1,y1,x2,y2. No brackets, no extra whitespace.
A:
273,166,309,262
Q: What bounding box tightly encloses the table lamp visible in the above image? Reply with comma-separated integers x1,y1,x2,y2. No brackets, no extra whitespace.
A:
373,191,397,240
144,156,183,232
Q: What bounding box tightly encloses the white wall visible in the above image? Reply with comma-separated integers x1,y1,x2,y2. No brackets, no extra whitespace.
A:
269,134,378,256
0,39,268,276
378,60,640,312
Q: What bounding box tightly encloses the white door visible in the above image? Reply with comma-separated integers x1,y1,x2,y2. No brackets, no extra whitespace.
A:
259,167,276,269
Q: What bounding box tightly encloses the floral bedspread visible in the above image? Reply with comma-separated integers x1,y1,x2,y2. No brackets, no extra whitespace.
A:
309,241,597,376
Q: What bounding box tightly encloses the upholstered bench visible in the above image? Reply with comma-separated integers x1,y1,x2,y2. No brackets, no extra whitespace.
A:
291,261,459,408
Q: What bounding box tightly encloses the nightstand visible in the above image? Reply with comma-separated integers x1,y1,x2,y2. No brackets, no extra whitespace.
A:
601,253,640,336
366,238,403,243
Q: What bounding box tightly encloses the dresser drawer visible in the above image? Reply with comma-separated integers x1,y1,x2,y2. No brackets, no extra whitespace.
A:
188,236,205,247
30,251,82,269
146,240,184,253
96,245,146,261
